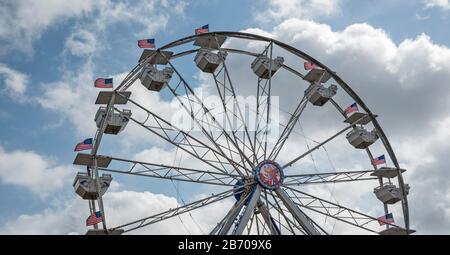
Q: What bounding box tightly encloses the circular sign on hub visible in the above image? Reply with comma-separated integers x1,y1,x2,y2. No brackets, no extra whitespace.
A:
255,160,283,190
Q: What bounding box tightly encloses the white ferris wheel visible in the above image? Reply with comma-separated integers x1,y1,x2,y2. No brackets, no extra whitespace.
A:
72,31,413,235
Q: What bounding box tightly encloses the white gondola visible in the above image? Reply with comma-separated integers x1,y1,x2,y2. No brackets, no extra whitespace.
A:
73,172,112,200
346,126,378,149
194,49,227,73
304,83,338,106
193,34,226,49
371,167,406,178
251,55,284,79
95,107,132,135
139,66,174,92
303,68,332,84
374,183,402,204
139,50,173,65
95,91,131,105
73,153,112,168
344,112,374,125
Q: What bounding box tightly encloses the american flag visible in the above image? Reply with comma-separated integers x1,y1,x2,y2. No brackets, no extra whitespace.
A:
344,102,358,115
195,24,209,35
304,61,317,70
138,38,155,48
86,211,103,226
377,212,394,225
372,155,386,166
95,78,113,88
74,138,93,152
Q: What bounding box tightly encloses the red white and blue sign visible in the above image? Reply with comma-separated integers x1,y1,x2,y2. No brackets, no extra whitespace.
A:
255,160,283,190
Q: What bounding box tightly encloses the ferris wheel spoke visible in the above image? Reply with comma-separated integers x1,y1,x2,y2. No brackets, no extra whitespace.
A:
171,49,199,60
267,214,297,235
268,198,327,235
281,112,370,169
212,186,255,235
253,42,275,162
212,61,257,166
255,213,272,235
245,211,256,234
115,63,143,92
162,58,254,175
94,155,240,186
282,186,401,234
268,95,309,161
283,170,377,185
98,167,236,186
253,78,270,161
270,206,308,235
254,211,261,235
265,190,304,235
114,102,239,176
274,188,321,235
110,184,252,233
294,205,330,235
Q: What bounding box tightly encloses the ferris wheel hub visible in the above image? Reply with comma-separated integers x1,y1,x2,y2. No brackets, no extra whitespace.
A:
254,160,284,190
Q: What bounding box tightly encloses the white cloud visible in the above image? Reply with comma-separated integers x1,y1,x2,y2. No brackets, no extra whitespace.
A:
0,0,186,55
37,60,98,136
0,0,103,55
64,29,97,57
0,187,233,235
91,0,187,36
256,0,341,22
424,0,450,10
0,146,72,197
0,63,29,102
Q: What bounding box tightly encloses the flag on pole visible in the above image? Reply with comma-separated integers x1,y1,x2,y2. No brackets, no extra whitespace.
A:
94,78,113,88
86,211,103,226
195,24,209,35
74,138,93,152
304,61,317,70
138,38,155,48
372,155,386,166
377,212,394,225
344,102,358,115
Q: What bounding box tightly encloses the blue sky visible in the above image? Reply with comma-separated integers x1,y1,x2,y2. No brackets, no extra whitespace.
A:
1,0,450,234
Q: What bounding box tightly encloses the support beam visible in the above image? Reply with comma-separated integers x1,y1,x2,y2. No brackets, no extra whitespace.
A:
283,170,376,185
216,190,253,235
281,113,369,169
233,186,262,235
275,188,320,235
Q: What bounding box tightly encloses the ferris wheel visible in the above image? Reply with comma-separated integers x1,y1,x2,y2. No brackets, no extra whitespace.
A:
72,31,414,235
